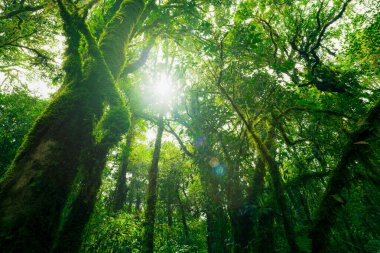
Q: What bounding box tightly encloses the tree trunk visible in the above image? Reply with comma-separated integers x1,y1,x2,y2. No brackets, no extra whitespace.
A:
310,101,380,253
136,193,142,215
257,203,275,253
0,1,145,251
215,81,301,252
223,154,246,253
177,187,190,242
0,29,106,253
0,85,100,252
241,158,266,252
167,202,173,227
142,115,164,253
52,144,108,252
202,168,228,253
113,118,135,212
52,106,130,252
188,88,228,253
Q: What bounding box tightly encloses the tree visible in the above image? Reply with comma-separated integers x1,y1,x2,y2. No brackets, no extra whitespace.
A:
1,0,380,252
0,0,144,251
142,115,164,253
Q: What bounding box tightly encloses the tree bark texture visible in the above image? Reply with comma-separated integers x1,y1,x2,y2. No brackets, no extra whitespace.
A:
142,116,164,253
113,118,135,212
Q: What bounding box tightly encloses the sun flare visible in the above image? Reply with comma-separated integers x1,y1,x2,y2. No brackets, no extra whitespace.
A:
150,73,176,111
154,74,173,100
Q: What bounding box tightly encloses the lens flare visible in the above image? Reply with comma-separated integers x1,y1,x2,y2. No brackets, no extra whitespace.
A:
195,136,206,147
209,157,225,176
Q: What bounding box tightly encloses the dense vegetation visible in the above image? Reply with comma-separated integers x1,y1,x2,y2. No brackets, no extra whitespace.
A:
0,0,379,252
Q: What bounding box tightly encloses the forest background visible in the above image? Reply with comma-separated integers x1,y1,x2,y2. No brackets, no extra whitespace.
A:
0,0,379,252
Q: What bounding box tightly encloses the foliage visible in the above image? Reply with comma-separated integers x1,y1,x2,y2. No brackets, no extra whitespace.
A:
1,0,380,252
0,89,47,174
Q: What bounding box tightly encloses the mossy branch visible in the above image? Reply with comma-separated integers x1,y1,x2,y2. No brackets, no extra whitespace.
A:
99,0,146,77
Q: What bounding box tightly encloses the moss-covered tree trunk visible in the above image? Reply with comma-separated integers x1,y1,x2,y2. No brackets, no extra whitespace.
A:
310,101,380,253
241,158,267,253
257,202,275,253
52,106,130,252
188,92,228,253
215,81,301,253
0,79,102,252
142,115,164,253
197,156,228,253
51,0,145,250
176,187,190,242
226,166,248,253
52,144,110,252
113,118,136,212
220,139,248,253
0,0,145,252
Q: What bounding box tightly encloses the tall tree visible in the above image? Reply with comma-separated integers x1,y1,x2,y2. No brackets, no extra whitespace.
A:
142,115,164,253
0,0,144,251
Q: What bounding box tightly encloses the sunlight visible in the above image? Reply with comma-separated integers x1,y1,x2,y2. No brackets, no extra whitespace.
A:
154,74,173,102
147,72,177,113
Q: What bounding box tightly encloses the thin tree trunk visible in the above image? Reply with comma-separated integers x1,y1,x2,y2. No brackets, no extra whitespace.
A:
135,193,142,215
142,115,164,253
113,118,135,212
167,202,173,227
204,171,228,253
176,187,190,242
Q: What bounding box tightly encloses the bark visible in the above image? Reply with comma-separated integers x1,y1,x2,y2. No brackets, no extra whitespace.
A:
246,158,266,251
99,0,145,78
264,143,301,253
0,10,101,253
204,206,228,253
136,192,142,214
113,118,135,212
177,187,190,242
310,101,380,253
257,204,275,253
0,83,100,252
201,164,228,253
142,116,164,253
220,138,248,253
52,145,109,252
52,106,130,252
51,0,145,249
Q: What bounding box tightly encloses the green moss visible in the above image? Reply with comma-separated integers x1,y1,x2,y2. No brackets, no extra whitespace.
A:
94,105,130,145
99,0,145,77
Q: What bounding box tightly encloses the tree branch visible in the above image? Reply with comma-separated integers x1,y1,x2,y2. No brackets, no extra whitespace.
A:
310,0,351,54
120,33,159,77
165,123,194,158
0,5,45,20
4,43,50,61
